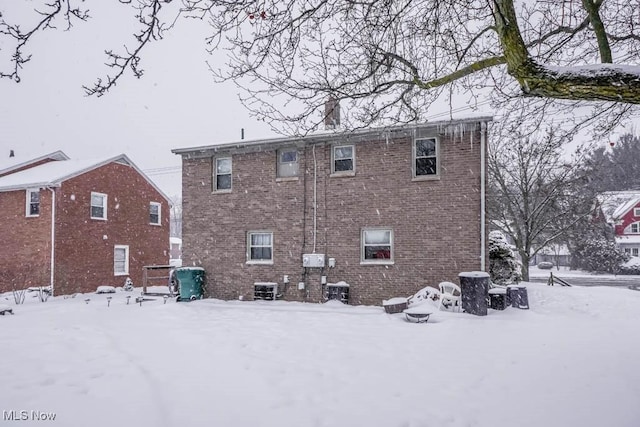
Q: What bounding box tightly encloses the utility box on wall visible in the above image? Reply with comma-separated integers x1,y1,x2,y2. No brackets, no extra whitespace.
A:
302,253,325,268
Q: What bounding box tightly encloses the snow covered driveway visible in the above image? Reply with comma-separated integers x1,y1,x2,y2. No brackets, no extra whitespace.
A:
1,284,639,427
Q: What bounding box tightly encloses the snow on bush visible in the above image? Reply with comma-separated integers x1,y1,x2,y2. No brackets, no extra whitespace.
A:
618,256,640,275
96,286,116,294
489,231,522,285
572,237,629,273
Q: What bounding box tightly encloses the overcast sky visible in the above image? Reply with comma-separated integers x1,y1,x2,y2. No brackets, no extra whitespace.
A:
0,2,276,198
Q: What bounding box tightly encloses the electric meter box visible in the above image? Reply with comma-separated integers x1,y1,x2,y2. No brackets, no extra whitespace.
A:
302,253,325,268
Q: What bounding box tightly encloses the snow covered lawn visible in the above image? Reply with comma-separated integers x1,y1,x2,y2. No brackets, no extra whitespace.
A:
1,284,639,427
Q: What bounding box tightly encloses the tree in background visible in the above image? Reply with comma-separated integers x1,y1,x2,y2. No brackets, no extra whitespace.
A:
571,237,628,273
487,127,595,281
488,231,521,285
1,1,638,133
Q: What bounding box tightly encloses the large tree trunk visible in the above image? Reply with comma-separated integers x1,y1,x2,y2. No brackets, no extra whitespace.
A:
519,251,531,282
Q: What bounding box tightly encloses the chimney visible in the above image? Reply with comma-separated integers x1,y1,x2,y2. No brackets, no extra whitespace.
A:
9,149,15,158
324,97,340,130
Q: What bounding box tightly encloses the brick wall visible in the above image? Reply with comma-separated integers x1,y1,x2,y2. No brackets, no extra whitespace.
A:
0,189,52,292
181,125,487,305
0,162,170,295
53,162,170,295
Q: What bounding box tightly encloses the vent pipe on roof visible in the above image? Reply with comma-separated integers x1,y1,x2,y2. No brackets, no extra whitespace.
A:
241,128,245,140
9,149,15,158
324,97,340,130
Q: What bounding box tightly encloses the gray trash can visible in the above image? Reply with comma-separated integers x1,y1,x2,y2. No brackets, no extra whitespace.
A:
459,271,490,316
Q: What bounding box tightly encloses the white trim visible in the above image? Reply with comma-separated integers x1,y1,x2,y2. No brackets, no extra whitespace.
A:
25,188,40,217
214,156,232,192
246,231,274,264
331,144,356,176
90,191,108,220
114,245,130,276
48,187,56,296
412,137,440,180
361,228,394,265
149,201,162,225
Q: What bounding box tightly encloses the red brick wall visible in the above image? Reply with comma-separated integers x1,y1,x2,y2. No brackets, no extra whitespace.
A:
0,162,170,295
0,189,52,292
53,162,170,295
181,126,487,305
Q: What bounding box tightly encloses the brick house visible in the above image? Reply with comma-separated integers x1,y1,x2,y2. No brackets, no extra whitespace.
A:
173,115,491,305
0,153,171,295
596,191,640,256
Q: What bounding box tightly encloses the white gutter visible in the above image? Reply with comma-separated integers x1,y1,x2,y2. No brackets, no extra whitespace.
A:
480,122,487,271
48,187,56,295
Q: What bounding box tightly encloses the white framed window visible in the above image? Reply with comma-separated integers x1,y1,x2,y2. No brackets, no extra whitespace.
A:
277,148,299,178
624,248,631,254
331,144,355,174
247,231,273,264
26,189,40,217
149,202,161,225
633,248,640,257
114,245,129,275
214,157,232,192
626,221,640,234
634,208,640,217
361,228,394,264
91,192,107,220
413,137,439,178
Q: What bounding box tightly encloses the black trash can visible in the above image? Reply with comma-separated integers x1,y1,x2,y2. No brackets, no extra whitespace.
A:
507,285,529,309
459,271,490,316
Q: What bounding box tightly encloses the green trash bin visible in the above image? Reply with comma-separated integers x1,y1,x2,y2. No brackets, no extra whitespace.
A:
173,267,205,301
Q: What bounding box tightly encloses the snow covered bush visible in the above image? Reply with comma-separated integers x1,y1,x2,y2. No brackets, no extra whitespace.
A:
571,237,629,273
489,231,522,285
618,257,640,275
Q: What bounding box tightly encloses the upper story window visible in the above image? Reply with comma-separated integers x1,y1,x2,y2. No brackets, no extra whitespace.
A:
634,208,640,217
627,222,640,234
361,228,394,264
277,148,299,178
214,157,232,192
413,137,439,179
91,192,107,220
332,144,355,175
114,245,129,275
150,202,161,225
26,189,40,217
247,231,273,264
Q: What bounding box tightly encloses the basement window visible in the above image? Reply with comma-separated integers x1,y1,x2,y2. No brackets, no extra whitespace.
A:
26,189,40,217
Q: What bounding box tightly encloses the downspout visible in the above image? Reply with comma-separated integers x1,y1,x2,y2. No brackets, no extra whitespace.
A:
480,122,487,271
48,187,56,296
312,144,317,253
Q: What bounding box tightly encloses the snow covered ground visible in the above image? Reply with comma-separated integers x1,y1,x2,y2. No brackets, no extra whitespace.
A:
1,284,640,427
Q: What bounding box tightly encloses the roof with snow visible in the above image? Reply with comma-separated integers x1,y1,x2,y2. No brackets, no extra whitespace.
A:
172,116,493,156
0,154,171,203
0,150,69,176
596,191,640,224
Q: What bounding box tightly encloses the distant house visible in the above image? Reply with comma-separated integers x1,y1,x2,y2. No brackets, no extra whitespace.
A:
0,152,171,295
595,191,640,256
173,111,492,305
169,237,182,266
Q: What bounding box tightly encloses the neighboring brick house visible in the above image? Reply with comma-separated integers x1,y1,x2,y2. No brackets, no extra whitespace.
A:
0,153,171,295
173,115,491,305
596,191,640,256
